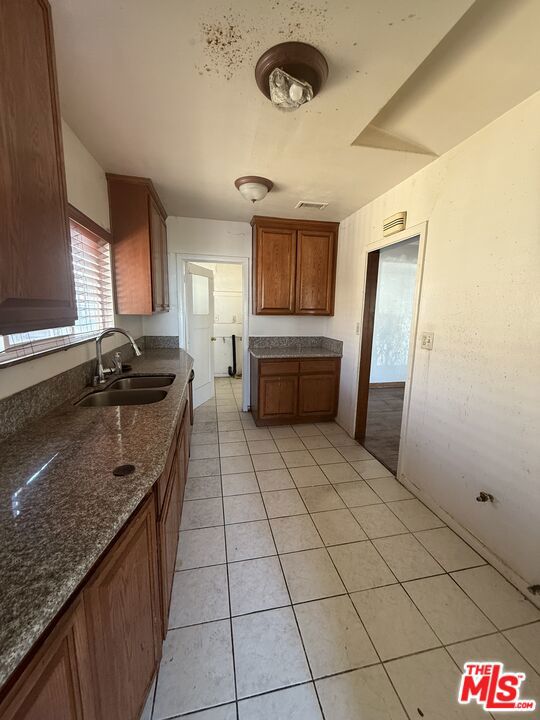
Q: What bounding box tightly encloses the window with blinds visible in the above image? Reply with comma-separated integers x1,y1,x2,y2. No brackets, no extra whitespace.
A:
0,219,114,363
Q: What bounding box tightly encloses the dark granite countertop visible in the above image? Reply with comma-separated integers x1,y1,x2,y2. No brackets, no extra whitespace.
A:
0,349,193,688
249,346,342,359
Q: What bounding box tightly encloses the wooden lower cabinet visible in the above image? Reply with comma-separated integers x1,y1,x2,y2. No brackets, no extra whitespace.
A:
251,356,341,426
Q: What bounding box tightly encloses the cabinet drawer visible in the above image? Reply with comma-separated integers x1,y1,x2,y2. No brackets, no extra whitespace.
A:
300,359,339,374
260,361,299,376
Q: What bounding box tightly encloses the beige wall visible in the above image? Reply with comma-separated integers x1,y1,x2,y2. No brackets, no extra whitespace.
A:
0,122,143,400
328,90,540,590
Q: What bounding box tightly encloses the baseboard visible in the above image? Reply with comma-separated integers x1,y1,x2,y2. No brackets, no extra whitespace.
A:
397,470,540,610
369,382,406,389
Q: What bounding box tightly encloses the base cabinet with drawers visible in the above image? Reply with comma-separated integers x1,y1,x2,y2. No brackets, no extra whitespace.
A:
0,399,191,720
250,356,341,426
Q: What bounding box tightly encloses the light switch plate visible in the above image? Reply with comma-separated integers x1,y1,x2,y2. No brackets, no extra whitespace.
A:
421,331,434,350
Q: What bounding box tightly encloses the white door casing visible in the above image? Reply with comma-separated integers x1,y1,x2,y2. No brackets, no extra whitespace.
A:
185,262,215,408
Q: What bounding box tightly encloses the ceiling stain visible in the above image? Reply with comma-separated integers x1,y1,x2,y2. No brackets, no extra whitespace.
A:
197,1,330,80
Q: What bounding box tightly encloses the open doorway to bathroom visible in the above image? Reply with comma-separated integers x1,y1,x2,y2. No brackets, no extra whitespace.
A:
355,233,422,475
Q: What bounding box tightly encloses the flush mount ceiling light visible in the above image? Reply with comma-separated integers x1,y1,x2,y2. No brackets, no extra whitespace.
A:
255,41,328,111
234,176,274,203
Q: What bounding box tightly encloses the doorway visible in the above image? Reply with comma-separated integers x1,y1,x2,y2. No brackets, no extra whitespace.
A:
355,233,423,475
180,256,249,411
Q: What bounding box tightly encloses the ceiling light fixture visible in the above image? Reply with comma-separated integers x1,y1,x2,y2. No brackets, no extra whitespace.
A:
255,41,328,111
234,176,273,203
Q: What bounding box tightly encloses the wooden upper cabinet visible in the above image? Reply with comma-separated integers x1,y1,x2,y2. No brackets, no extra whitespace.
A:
107,174,169,315
251,217,338,316
0,0,77,335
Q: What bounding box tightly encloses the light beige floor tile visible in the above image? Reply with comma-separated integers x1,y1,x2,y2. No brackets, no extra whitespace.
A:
447,632,540,715
219,441,249,457
233,607,310,698
337,445,374,462
301,434,333,449
350,458,393,480
169,565,229,628
316,421,343,435
192,422,217,434
504,621,540,673
252,452,286,471
373,534,444,581
190,443,220,460
248,439,279,454
320,462,361,484
293,424,322,437
289,465,329,487
316,665,407,720
385,648,486,719
281,450,316,468
387,498,445,531
270,514,323,553
181,498,224,530
218,421,243,432
153,621,235,718
218,412,241,423
223,493,266,523
225,520,276,562
220,455,254,475
268,426,297,439
274,437,306,452
184,476,222,500
256,468,295,491
140,675,155,720
334,480,381,508
244,427,272,441
177,526,226,570
309,447,344,465
365,476,413,501
351,504,409,539
191,432,219,445
280,548,346,602
299,485,346,512
229,556,289,615
352,584,440,660
262,489,307,518
329,433,362,448
404,574,496,643
311,509,367,545
414,527,485,572
451,565,540,629
240,416,256,429
295,595,377,677
238,683,322,720
189,458,221,478
221,472,259,496
328,541,396,592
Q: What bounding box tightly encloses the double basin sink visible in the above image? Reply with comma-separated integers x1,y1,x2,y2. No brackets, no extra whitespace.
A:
77,374,175,407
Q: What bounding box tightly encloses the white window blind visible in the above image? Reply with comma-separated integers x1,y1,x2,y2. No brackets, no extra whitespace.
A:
0,220,114,363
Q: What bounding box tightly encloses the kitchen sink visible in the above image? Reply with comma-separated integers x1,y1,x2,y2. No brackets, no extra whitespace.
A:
108,374,175,390
77,389,168,407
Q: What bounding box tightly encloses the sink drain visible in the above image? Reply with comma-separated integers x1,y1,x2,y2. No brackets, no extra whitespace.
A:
113,464,136,477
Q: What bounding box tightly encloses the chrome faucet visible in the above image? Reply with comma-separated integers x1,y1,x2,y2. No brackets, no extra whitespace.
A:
94,327,142,385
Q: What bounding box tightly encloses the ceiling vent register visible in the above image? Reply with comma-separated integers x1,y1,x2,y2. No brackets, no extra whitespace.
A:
295,200,329,210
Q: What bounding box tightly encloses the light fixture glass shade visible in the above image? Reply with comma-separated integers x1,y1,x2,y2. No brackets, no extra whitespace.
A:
234,176,273,203
269,68,313,111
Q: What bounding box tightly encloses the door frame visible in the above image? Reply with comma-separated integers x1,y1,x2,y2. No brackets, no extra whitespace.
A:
354,221,428,480
176,254,250,412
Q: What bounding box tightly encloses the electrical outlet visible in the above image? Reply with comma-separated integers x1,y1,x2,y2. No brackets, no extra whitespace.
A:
421,331,434,350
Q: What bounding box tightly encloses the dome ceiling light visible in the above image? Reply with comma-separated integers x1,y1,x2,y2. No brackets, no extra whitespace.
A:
255,41,328,111
234,176,274,203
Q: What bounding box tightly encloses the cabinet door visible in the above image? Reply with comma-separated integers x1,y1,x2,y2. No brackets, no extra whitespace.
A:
158,458,181,636
148,197,165,312
0,599,95,720
298,373,339,417
259,376,298,420
295,230,337,315
0,0,76,334
254,227,296,314
84,497,161,720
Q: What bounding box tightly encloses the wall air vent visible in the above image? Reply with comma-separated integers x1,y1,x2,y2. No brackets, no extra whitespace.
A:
383,211,407,237
295,200,329,210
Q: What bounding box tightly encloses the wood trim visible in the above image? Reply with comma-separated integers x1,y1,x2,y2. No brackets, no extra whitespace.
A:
251,215,339,232
106,173,167,220
68,204,112,244
369,381,406,389
355,250,380,442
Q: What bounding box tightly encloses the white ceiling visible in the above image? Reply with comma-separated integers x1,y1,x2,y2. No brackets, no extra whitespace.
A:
50,0,538,223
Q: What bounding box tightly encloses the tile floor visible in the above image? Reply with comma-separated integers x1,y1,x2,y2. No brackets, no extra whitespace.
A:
143,377,540,720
